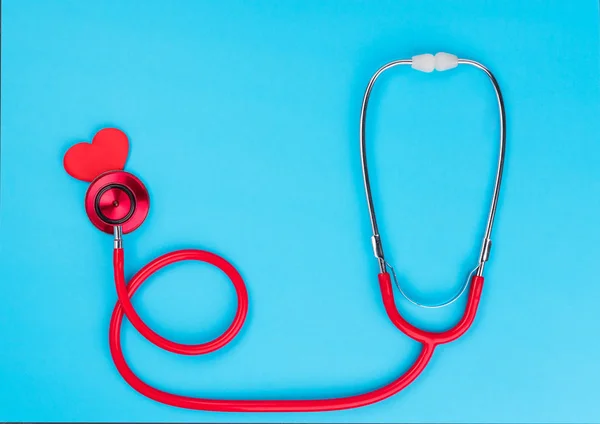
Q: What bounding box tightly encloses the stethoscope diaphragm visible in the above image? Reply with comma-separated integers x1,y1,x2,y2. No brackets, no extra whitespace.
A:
84,170,150,234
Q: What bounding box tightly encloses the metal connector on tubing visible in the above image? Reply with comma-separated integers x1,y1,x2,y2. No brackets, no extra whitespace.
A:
371,234,386,273
481,238,492,262
113,225,123,249
371,234,384,259
476,238,492,276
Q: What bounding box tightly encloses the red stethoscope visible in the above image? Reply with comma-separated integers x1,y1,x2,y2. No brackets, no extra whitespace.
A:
63,52,506,412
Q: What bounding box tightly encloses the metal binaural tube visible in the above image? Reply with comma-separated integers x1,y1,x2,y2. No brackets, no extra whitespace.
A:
359,59,412,273
457,59,506,276
359,56,506,279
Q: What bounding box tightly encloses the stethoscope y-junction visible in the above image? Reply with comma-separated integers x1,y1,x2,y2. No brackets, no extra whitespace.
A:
62,52,506,412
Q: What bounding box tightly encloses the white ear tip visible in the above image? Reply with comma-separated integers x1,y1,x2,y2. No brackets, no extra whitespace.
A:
411,54,435,72
435,52,458,71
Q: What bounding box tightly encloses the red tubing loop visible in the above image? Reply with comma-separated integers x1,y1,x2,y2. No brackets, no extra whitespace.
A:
108,247,485,412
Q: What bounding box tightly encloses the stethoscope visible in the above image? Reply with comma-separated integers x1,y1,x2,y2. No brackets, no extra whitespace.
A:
63,52,506,412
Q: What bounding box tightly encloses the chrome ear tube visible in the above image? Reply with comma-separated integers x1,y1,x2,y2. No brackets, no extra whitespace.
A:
359,52,506,308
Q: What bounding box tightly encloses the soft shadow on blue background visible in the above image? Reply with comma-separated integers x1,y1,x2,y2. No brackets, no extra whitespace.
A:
1,1,599,422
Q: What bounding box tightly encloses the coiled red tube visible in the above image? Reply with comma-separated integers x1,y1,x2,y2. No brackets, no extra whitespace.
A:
109,247,483,412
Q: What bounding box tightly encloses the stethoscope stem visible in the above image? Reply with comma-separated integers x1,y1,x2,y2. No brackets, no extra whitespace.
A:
113,225,123,249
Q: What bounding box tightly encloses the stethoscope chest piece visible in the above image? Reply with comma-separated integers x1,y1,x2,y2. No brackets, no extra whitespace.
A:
85,170,150,234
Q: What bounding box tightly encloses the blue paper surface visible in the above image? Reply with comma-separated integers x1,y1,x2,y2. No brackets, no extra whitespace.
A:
1,0,599,422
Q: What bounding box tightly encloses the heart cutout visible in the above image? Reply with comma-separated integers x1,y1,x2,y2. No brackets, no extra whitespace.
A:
64,128,129,182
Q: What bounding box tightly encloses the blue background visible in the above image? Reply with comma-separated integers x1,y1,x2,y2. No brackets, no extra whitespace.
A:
1,0,599,422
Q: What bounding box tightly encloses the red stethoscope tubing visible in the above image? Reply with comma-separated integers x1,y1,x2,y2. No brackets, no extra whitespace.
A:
109,247,484,412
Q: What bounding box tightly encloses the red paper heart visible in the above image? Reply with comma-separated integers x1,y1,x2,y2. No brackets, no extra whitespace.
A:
63,128,129,182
